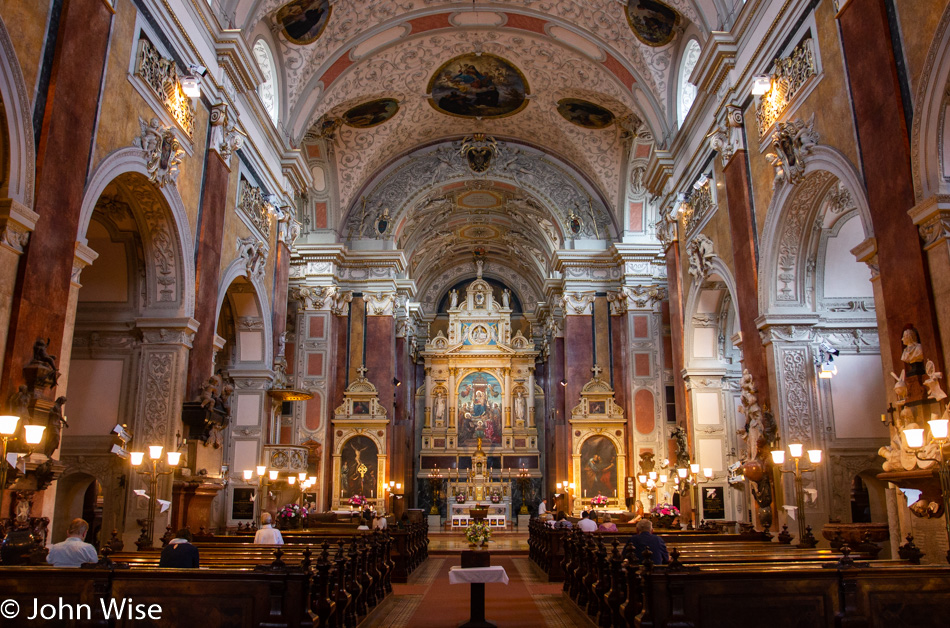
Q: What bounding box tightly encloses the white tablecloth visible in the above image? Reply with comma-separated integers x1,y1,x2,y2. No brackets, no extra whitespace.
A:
448,566,509,585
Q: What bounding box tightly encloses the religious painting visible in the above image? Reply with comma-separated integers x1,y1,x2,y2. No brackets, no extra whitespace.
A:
342,98,399,129
589,401,606,414
625,0,682,47
352,401,370,415
581,435,618,498
457,372,503,447
428,53,529,119
275,0,331,45
339,435,377,499
557,98,615,129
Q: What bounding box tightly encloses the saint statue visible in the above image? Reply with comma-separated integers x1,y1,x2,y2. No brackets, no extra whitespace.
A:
449,289,459,309
502,289,511,308
514,393,526,423
434,393,446,422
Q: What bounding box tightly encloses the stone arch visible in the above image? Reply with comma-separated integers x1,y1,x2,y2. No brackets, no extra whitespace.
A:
0,13,35,207
79,148,195,318
911,4,950,201
758,145,873,314
216,260,274,368
683,260,740,364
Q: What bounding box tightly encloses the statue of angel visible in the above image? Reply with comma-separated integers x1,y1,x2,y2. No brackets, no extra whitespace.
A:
891,369,908,406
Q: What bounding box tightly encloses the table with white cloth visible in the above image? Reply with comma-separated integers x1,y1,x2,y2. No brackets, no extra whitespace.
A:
448,565,509,628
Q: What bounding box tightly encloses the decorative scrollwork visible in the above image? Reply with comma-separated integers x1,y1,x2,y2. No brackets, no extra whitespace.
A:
238,180,271,239
754,38,817,138
134,38,196,137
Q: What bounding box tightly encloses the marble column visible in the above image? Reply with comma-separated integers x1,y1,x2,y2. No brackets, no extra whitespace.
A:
448,367,457,430
1,0,113,397
839,0,944,382
187,104,238,398
527,367,536,428
424,367,433,428
58,244,98,395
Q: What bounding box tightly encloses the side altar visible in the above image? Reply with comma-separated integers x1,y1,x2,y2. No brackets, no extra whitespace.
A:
417,264,543,523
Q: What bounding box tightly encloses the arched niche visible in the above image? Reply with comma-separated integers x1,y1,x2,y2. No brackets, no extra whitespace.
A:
911,5,950,201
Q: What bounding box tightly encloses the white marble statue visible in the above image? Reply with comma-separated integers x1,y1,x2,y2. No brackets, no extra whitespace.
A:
434,393,446,422
891,369,908,406
901,326,924,364
514,393,526,423
924,360,947,401
449,289,459,309
502,289,511,309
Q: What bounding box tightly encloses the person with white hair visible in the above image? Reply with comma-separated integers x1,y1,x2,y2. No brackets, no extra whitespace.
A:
629,518,669,565
253,512,284,545
47,518,99,567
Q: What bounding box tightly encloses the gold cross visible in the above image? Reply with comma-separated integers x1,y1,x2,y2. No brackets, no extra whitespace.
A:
591,364,604,378
356,364,368,378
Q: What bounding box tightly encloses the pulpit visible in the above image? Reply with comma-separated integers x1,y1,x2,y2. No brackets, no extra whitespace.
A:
469,506,488,523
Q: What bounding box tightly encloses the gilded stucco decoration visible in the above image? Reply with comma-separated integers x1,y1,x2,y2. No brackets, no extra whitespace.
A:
754,38,817,138
238,179,272,240
134,38,196,137
765,115,819,186
686,234,715,281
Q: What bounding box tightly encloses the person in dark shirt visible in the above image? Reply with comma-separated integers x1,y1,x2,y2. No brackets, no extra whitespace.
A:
159,528,200,568
629,519,669,565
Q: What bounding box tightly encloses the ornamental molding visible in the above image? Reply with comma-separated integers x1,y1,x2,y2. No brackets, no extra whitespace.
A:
134,38,196,137
683,178,717,236
238,179,272,239
607,285,668,314
561,291,595,316
709,104,744,168
654,207,678,249
765,115,819,186
237,235,267,281
132,118,185,189
754,38,817,138
209,104,244,168
0,198,36,255
774,170,835,303
909,195,950,249
363,291,397,316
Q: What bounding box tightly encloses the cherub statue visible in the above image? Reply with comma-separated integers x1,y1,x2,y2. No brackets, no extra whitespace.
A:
891,369,908,406
196,378,217,410
31,338,60,385
924,360,946,402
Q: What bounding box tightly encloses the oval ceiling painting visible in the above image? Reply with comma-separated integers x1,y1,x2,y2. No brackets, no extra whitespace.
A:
557,99,615,129
275,0,331,46
342,98,400,129
428,54,529,119
625,0,682,47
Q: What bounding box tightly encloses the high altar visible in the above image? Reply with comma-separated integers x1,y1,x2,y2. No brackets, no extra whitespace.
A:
418,263,542,526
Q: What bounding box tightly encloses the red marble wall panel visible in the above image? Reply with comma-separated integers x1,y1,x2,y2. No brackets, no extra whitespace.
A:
628,201,643,231
285,341,295,375
632,315,649,338
564,315,594,421
309,315,326,339
634,353,651,377
271,243,291,365
634,389,655,435
307,352,324,377
313,202,327,229
306,391,323,431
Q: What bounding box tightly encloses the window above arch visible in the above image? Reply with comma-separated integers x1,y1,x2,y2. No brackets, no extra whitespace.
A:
253,39,278,124
678,39,701,127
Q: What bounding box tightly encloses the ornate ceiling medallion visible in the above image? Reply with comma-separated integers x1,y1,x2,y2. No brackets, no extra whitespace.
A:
275,0,331,46
556,99,615,129
427,53,529,119
342,98,399,128
459,134,498,173
625,0,682,47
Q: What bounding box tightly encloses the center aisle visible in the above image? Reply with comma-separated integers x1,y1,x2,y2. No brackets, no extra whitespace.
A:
362,555,597,627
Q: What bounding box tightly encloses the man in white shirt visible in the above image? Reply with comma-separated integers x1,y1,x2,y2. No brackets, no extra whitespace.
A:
253,512,284,545
47,518,99,567
537,498,547,518
577,510,598,532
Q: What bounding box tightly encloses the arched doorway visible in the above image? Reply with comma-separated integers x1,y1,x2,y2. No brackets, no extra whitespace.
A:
59,164,194,547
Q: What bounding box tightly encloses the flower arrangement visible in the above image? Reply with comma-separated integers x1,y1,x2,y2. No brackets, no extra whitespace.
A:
651,503,680,517
349,495,367,507
489,491,501,504
456,493,467,504
651,503,680,529
278,503,308,520
590,494,608,507
465,521,492,546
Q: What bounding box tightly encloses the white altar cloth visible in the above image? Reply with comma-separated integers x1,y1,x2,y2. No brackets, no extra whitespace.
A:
448,566,509,585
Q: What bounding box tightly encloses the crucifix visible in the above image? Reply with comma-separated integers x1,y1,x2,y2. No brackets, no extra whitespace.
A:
356,364,368,379
591,364,604,379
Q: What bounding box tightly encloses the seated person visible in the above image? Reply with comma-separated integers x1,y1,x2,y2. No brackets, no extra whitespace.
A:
159,528,200,568
47,518,99,567
577,510,598,532
537,498,548,518
553,511,573,529
629,519,669,565
373,514,388,530
598,513,618,532
254,512,284,545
